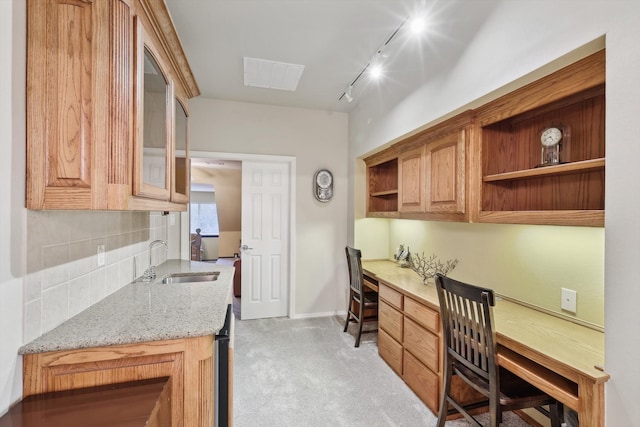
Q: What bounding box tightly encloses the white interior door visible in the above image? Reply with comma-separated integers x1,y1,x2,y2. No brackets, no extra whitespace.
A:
241,161,290,320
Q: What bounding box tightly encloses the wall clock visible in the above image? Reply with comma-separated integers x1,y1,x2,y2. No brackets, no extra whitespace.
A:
314,169,333,202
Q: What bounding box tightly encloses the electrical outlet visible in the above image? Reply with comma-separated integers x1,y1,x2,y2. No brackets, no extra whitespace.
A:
97,244,106,267
561,288,577,313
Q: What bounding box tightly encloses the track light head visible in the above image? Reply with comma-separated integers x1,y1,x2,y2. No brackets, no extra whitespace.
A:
344,86,354,103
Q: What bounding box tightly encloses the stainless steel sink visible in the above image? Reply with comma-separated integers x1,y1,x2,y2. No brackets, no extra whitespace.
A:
161,272,220,284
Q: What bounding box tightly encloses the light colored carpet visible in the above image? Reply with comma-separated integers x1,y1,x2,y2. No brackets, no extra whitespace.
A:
232,315,533,427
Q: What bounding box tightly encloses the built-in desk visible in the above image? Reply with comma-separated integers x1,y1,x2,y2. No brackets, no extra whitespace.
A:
362,260,609,427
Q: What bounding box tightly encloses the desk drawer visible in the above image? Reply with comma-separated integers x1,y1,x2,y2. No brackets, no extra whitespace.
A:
403,349,439,413
379,299,403,342
379,283,403,309
378,328,403,376
404,297,439,333
404,317,439,373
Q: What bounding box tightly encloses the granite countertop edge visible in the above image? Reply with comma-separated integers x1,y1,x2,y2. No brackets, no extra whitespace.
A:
19,259,234,355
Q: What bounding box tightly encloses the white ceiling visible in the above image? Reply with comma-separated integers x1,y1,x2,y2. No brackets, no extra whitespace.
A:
164,0,498,113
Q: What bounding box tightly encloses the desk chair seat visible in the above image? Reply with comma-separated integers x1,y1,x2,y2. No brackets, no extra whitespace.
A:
343,246,378,347
435,274,563,427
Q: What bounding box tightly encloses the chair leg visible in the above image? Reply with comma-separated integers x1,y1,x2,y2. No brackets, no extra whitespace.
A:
436,359,452,427
549,402,564,427
489,395,499,427
343,291,353,333
354,315,363,347
354,297,365,347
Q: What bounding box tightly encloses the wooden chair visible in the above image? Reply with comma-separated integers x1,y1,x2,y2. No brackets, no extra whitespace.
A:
435,274,563,427
343,246,378,347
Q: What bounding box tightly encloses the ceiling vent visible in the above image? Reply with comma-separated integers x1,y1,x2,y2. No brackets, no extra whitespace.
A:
243,57,304,91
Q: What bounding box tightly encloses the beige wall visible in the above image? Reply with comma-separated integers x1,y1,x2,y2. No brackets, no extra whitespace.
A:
200,236,219,260
219,231,241,258
357,219,604,326
189,98,349,316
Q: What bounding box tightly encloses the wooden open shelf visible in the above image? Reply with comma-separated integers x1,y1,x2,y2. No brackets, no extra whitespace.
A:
483,158,605,182
371,189,399,197
366,153,399,216
476,50,606,226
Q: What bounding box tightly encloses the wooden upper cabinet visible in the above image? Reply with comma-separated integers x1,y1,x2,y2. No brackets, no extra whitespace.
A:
26,0,199,211
133,25,172,202
473,50,605,226
395,111,471,222
363,51,605,227
425,126,467,219
398,145,426,213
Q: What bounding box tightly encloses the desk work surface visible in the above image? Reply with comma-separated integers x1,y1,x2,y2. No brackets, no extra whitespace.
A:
362,260,609,384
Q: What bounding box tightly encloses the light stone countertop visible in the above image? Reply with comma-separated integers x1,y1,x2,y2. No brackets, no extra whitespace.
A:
19,260,234,354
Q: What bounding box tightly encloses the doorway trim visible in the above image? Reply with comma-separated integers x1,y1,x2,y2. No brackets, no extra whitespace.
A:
187,150,297,318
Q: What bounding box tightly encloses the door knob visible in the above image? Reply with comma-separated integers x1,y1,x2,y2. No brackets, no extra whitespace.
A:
240,244,253,251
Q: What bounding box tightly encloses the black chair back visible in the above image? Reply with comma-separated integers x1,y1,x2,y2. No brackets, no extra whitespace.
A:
345,246,364,295
435,273,563,427
436,273,498,388
343,246,378,347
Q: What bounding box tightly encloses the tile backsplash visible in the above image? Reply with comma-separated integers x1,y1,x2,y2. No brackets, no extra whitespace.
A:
24,210,169,343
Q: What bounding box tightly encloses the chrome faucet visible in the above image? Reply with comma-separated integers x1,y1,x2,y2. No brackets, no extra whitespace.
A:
143,240,167,280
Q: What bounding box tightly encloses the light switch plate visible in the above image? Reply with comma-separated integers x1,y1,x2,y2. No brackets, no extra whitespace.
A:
97,244,105,267
561,288,577,313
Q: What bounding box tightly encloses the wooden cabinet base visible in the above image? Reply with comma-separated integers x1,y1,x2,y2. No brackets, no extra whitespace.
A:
403,350,439,413
379,299,403,342
22,336,215,427
378,328,403,376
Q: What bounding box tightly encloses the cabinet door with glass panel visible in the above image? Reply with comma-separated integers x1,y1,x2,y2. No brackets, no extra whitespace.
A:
172,93,190,204
134,24,172,201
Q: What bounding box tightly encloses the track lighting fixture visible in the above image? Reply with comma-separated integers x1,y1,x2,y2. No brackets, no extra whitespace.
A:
338,12,428,104
344,85,354,103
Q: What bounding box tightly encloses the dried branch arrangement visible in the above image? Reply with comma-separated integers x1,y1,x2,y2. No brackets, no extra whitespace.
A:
409,253,459,284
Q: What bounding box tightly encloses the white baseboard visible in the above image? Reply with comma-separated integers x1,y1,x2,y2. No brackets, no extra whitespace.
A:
290,310,347,319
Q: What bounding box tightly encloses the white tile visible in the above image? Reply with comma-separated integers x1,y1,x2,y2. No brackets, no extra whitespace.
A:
69,211,93,241
24,299,42,343
120,211,132,233
25,271,42,302
69,257,91,280
42,264,69,290
91,211,107,238
119,234,132,260
69,274,91,317
105,264,120,295
105,235,120,266
106,212,121,236
90,268,107,304
42,243,69,268
27,210,70,246
42,283,69,333
119,258,134,287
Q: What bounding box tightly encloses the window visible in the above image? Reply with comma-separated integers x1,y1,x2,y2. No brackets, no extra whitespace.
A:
190,202,219,237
